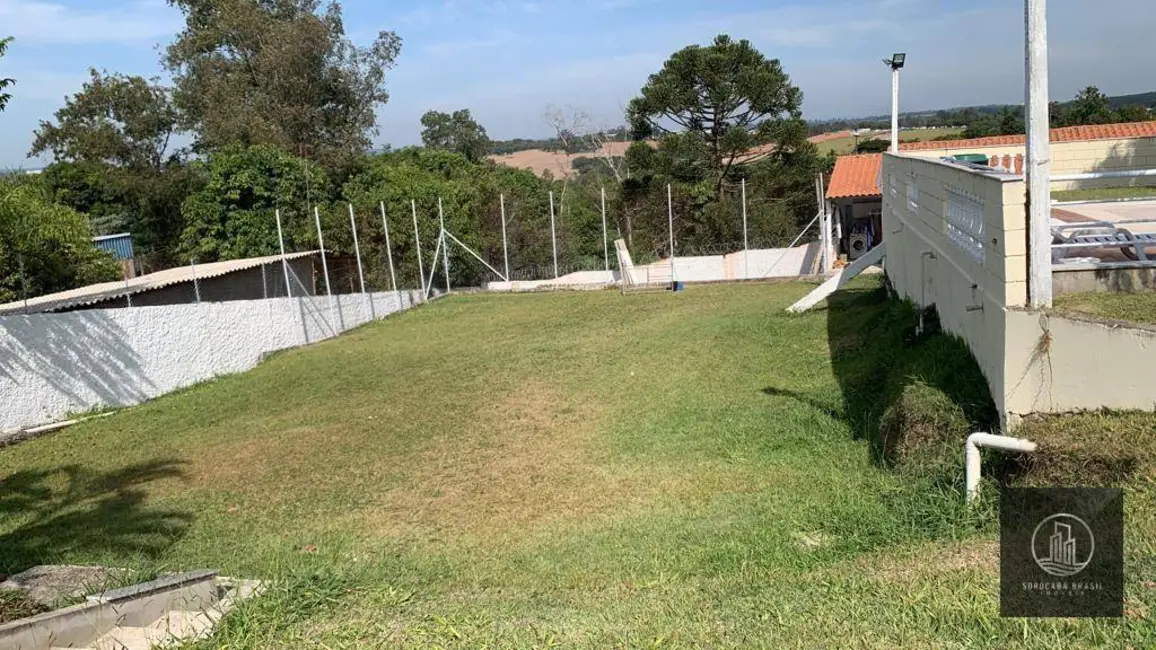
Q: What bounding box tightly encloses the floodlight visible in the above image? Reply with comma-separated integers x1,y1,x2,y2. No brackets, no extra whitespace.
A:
884,53,906,70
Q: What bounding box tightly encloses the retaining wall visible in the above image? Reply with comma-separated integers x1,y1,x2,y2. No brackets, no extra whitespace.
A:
0,290,428,433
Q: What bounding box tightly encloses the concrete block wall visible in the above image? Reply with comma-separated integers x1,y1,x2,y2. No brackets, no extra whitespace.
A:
0,290,428,433
882,153,1026,417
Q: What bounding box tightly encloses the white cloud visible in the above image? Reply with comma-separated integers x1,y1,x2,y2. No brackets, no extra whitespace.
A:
0,0,179,45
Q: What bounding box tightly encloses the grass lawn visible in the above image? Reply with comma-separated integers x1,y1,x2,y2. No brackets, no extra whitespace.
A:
1,281,1153,648
1053,186,1156,202
817,128,964,155
1054,291,1156,326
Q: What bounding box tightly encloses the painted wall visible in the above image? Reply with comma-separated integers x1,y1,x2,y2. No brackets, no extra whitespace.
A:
906,136,1156,190
883,152,1156,424
882,153,1025,419
0,290,429,433
1004,311,1156,415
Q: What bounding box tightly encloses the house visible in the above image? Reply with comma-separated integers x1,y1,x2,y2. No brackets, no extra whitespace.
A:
0,252,319,315
824,120,1156,260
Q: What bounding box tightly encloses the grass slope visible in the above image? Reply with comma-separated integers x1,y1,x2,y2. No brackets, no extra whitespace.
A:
0,281,1153,648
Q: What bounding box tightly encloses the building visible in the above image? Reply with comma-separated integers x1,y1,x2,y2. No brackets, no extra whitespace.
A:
824,120,1156,261
93,233,137,279
0,252,319,315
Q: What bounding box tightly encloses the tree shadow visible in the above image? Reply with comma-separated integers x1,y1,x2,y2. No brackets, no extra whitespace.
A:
0,459,192,573
0,310,157,430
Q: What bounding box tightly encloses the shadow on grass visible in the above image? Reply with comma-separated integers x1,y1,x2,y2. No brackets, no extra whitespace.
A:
767,279,998,469
0,460,192,573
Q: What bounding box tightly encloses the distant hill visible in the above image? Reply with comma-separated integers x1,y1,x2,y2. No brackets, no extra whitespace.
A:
809,90,1156,134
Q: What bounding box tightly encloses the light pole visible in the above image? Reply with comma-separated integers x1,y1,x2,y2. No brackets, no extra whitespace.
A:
883,53,906,153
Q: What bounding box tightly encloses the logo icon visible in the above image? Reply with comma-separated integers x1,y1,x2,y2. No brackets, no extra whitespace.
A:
1031,513,1094,577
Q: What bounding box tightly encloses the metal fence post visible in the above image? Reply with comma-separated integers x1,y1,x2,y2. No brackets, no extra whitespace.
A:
741,178,749,279
601,186,609,272
667,183,676,282
190,258,201,303
411,199,426,299
314,206,332,296
380,201,397,292
549,190,558,278
275,208,293,299
500,193,510,280
348,203,367,294
438,197,450,292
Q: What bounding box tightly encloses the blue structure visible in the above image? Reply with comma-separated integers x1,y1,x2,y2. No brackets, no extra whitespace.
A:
93,233,135,261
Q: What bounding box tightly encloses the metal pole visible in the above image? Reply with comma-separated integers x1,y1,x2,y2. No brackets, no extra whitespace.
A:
314,207,332,297
1026,0,1053,308
275,208,293,299
741,178,749,279
601,186,609,272
411,199,426,297
380,201,397,292
18,253,28,314
500,193,510,280
890,67,900,153
549,190,558,278
819,173,830,274
348,203,367,294
667,183,675,282
190,258,201,303
438,197,450,292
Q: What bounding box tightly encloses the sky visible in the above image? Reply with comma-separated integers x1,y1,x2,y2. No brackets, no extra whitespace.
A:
1,0,1154,168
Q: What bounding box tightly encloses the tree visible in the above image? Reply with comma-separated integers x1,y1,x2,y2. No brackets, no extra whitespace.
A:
1066,86,1116,126
0,174,119,304
29,70,194,266
626,34,806,198
1116,104,1150,123
855,139,890,154
419,109,490,162
163,0,402,173
0,37,13,113
30,70,177,170
178,144,330,263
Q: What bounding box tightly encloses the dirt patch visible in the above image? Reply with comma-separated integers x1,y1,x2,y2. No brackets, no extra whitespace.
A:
351,382,766,540
856,539,999,585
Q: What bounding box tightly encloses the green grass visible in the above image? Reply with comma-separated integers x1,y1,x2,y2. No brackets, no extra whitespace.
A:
817,128,964,155
0,280,1153,648
1052,186,1156,202
1055,291,1156,325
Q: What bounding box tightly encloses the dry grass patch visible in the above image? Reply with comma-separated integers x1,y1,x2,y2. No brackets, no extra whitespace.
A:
850,538,999,585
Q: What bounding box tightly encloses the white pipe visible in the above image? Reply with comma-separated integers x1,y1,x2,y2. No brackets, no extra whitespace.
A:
667,183,675,282
411,199,425,299
275,208,293,299
966,432,1037,503
314,207,332,297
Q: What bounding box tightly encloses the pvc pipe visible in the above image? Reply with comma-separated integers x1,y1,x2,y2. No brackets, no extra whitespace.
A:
966,432,1037,503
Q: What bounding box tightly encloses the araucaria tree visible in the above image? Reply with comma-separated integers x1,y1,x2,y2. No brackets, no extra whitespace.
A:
163,0,402,172
627,34,807,198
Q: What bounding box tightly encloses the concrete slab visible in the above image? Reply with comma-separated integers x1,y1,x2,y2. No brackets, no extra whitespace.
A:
0,566,127,607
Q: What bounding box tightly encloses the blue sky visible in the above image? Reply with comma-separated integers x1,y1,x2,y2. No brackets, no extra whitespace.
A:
1,0,1153,168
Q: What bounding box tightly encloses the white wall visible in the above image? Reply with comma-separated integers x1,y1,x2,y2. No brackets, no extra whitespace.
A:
0,290,429,433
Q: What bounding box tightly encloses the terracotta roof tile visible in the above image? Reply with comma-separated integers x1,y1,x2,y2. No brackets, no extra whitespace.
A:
826,154,883,199
900,120,1156,151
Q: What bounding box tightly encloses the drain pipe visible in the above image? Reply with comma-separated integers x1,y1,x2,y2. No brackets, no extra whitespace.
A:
966,432,1037,503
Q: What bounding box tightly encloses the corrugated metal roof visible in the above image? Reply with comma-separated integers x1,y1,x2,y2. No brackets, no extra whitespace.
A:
93,233,135,260
0,251,319,315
